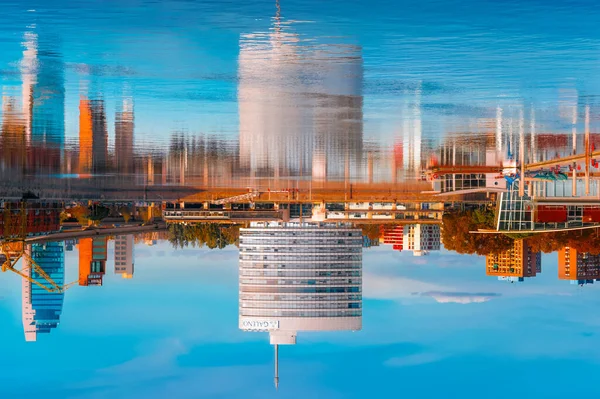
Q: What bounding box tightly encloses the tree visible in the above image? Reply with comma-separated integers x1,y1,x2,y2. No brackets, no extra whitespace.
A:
119,206,132,223
69,205,90,225
356,224,383,241
524,232,569,253
442,210,513,255
88,205,110,225
167,223,240,250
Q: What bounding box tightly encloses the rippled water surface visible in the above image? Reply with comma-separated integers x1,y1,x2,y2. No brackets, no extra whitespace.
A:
2,1,600,398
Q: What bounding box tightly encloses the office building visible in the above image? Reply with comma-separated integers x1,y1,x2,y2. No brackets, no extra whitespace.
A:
381,225,403,251
486,239,541,281
558,247,600,285
22,242,65,342
239,222,362,388
114,234,134,278
78,237,107,286
403,224,441,256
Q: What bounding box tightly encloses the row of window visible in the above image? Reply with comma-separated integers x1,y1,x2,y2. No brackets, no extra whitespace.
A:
240,310,362,318
241,287,361,293
240,294,362,301
240,255,362,261
239,246,361,253
240,302,361,309
240,270,361,277
240,263,361,269
240,278,361,286
240,237,362,243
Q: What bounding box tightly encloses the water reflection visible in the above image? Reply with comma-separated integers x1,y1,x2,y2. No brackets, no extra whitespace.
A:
238,3,363,181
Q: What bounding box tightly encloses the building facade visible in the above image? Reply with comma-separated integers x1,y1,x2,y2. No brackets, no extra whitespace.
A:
403,224,441,256
558,247,600,285
78,237,107,286
114,234,134,278
381,225,403,251
22,242,65,342
486,239,542,281
239,222,362,387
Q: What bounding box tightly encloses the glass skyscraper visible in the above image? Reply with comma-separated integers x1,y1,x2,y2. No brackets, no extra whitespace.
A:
22,242,65,342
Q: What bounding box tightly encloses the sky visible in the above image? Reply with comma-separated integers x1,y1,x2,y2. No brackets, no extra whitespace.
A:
2,240,600,398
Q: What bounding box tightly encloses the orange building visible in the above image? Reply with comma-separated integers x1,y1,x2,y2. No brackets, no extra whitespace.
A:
78,237,107,286
558,247,600,283
486,240,541,280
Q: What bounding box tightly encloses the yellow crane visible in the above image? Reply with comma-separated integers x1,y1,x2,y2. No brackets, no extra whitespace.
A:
0,201,76,293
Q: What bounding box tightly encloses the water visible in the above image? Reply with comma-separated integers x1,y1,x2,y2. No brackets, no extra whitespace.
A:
2,0,600,397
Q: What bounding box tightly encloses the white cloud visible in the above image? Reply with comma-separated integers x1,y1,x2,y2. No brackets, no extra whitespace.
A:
384,353,446,367
419,291,501,304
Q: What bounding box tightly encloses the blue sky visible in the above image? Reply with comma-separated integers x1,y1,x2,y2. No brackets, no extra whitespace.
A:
2,241,600,398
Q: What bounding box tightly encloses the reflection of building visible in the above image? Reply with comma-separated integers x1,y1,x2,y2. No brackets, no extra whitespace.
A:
114,235,134,278
78,237,107,286
0,96,27,171
558,247,600,285
79,98,108,174
238,6,363,180
239,222,362,388
115,99,134,174
143,232,158,246
403,224,440,256
27,32,65,149
22,242,65,342
381,225,403,251
486,240,541,282
400,86,422,178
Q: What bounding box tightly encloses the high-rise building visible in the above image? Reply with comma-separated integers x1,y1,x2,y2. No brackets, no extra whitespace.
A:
486,239,541,281
558,247,600,285
115,98,134,174
403,224,440,256
22,242,65,342
238,5,363,181
78,237,107,286
381,225,403,251
239,222,362,388
114,235,134,278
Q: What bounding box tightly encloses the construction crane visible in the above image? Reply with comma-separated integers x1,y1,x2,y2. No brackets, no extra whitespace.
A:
0,201,76,293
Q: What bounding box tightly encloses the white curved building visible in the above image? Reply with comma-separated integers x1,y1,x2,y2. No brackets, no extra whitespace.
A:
239,222,362,387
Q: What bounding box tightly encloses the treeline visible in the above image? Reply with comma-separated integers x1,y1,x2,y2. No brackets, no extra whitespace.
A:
442,209,600,255
167,223,240,249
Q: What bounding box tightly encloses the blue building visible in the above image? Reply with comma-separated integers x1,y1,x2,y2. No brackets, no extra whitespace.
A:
22,242,65,341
